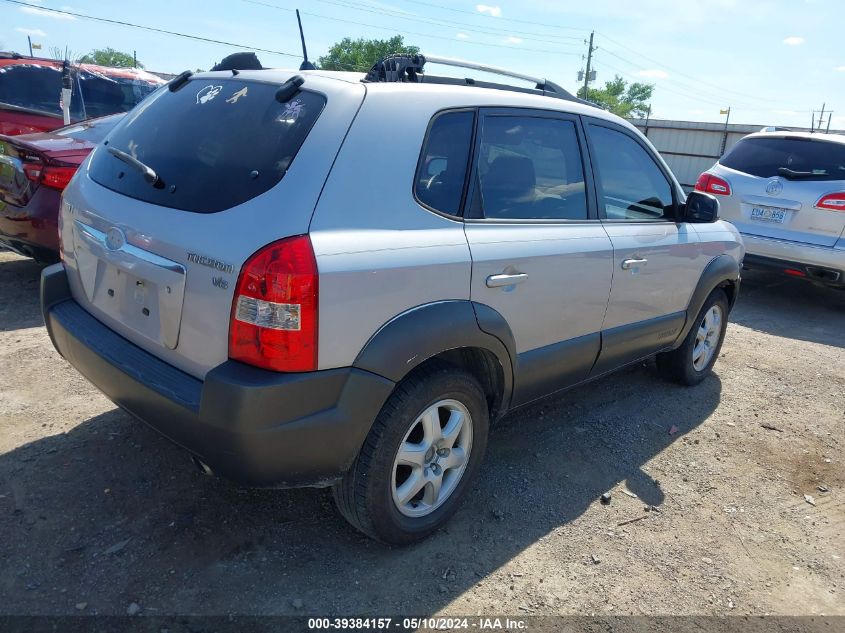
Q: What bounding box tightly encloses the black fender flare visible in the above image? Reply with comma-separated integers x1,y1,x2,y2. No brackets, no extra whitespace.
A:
674,254,740,346
353,300,515,415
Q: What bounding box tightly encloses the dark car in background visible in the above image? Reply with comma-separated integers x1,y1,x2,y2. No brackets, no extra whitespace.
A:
0,53,164,136
0,114,123,262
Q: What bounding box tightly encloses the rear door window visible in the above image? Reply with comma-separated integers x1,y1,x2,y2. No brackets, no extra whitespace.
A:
721,136,845,181
88,79,326,213
475,115,589,221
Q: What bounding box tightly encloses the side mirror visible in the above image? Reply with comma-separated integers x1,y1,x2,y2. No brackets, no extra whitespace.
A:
683,191,720,223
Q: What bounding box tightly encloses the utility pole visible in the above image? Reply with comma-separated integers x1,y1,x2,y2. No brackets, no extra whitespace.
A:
720,107,731,155
827,112,833,133
818,103,826,130
133,50,137,68
583,31,595,99
28,35,33,56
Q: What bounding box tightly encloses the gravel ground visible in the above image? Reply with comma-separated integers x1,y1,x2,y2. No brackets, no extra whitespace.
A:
0,249,842,617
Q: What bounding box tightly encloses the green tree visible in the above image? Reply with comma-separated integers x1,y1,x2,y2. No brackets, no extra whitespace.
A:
78,47,142,68
577,75,653,118
318,35,418,72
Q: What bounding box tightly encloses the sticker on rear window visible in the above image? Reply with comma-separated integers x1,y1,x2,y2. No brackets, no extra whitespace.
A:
281,99,304,122
226,87,248,104
196,85,222,105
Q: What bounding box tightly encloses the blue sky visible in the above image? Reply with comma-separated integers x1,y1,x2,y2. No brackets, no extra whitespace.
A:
2,0,843,127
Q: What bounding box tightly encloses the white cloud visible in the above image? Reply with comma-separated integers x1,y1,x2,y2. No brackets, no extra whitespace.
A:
783,36,804,45
836,65,845,71
20,6,76,19
476,4,502,17
635,69,669,79
15,27,47,36
504,36,523,44
456,32,470,40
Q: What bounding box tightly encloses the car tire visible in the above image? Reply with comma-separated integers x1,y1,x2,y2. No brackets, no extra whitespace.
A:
656,288,729,386
333,362,489,545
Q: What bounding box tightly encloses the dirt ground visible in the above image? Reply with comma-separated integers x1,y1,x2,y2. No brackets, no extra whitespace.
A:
0,249,842,617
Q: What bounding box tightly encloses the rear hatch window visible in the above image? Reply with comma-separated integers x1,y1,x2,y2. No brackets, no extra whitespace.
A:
87,78,326,213
721,136,845,181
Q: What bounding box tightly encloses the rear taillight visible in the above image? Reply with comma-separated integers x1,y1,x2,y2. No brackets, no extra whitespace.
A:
41,166,77,190
228,235,318,372
814,192,845,211
23,163,42,182
695,173,732,196
22,162,77,191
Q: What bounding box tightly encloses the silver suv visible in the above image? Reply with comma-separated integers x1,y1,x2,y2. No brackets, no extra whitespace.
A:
698,131,845,288
41,55,743,544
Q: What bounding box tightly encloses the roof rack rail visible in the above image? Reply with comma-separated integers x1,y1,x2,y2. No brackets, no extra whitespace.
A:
363,53,586,104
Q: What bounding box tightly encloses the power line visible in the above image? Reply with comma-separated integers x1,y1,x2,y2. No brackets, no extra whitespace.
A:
390,0,592,34
243,0,583,56
0,0,302,59
596,31,806,108
598,58,794,114
308,0,585,43
594,44,808,111
595,48,766,110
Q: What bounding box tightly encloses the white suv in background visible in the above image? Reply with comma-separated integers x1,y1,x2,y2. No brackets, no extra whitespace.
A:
698,131,845,289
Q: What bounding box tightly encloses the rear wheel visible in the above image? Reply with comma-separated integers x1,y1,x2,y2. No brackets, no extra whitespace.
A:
333,363,489,544
656,289,728,386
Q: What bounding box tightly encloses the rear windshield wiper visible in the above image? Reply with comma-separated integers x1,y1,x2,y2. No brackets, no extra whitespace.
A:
777,167,827,180
107,146,162,187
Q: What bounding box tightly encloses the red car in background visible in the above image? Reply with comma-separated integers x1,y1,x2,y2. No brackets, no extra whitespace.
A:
0,52,164,135
0,114,123,262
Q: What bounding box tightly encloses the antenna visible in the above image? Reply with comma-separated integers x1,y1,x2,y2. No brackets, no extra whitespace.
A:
296,9,316,71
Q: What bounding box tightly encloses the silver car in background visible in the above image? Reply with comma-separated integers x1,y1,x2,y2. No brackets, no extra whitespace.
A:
40,56,743,544
697,131,845,288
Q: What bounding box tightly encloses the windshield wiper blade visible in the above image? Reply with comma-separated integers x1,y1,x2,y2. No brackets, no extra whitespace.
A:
107,146,162,187
777,167,826,180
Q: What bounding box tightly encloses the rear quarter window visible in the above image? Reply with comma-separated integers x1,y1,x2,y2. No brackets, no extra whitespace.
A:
414,110,474,216
721,136,845,180
87,78,326,213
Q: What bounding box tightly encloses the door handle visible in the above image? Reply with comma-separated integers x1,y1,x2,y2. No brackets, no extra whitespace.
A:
486,272,528,288
621,258,648,270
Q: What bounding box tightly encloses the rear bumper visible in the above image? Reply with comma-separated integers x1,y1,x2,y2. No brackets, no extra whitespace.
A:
41,264,395,487
741,233,845,286
0,186,61,261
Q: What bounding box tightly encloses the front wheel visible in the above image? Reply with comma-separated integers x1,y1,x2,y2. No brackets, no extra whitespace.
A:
656,288,729,386
333,364,489,545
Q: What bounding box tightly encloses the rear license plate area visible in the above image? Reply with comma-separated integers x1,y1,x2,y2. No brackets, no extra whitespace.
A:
73,220,186,349
750,206,788,224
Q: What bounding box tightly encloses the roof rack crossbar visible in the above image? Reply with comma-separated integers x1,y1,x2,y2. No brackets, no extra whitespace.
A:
363,53,582,103
423,55,541,88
